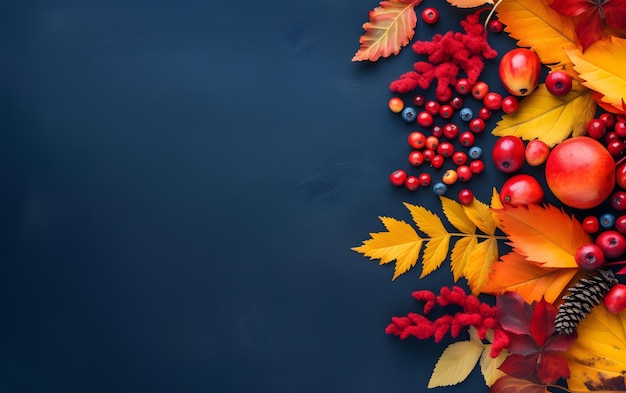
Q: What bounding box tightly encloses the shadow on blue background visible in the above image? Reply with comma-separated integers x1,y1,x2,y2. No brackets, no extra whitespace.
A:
0,1,521,392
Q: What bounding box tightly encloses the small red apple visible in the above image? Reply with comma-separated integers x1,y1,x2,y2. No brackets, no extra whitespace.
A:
545,136,616,209
595,230,626,259
545,70,573,96
492,136,525,173
603,284,626,314
499,174,544,207
499,48,541,96
525,139,550,166
574,243,606,270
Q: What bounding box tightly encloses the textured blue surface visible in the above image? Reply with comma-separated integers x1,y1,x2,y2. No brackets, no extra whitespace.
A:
0,1,532,392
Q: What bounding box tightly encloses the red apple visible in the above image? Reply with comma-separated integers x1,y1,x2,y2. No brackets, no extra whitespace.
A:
499,48,541,96
545,70,573,96
595,230,626,259
525,139,550,166
574,243,606,270
545,136,615,209
499,174,544,207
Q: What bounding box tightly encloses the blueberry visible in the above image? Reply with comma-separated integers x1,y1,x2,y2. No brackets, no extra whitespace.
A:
469,146,483,159
600,212,615,229
459,107,473,122
401,106,417,122
433,182,447,196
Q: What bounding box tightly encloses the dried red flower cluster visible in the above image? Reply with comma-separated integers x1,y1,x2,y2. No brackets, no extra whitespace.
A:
390,10,498,102
385,286,509,357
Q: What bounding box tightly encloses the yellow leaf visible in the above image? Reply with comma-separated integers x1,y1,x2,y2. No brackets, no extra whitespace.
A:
351,216,423,280
565,305,626,391
491,188,503,210
428,339,484,388
479,251,579,303
565,36,626,109
463,198,497,235
404,202,448,237
495,0,578,66
450,236,477,282
493,204,592,268
445,0,493,7
492,83,596,147
421,235,451,278
352,0,423,62
468,327,508,387
441,196,476,234
465,238,499,294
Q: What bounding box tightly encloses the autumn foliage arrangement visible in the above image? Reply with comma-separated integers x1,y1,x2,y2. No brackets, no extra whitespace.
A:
351,0,626,392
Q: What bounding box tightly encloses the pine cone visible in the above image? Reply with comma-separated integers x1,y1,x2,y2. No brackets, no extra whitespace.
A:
554,269,618,335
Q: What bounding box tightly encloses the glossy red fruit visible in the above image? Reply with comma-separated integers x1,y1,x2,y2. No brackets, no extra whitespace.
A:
437,142,455,158
405,175,419,191
455,78,471,95
617,161,626,189
418,173,432,186
459,131,475,147
489,19,504,33
417,111,434,127
603,284,626,314
469,118,485,133
413,95,425,106
499,174,544,207
469,160,484,174
439,104,454,119
587,118,606,139
431,155,445,169
426,136,440,150
431,125,443,137
456,165,472,182
458,189,474,205
615,121,626,138
453,151,468,165
390,170,407,186
443,123,459,139
525,139,550,166
607,140,624,158
478,107,492,120
409,150,424,166
574,243,606,270
471,81,489,100
423,149,435,162
616,215,626,235
499,48,541,96
449,96,463,109
599,112,615,128
492,136,525,173
611,191,626,211
408,132,426,149
483,92,502,110
425,100,440,115
421,7,439,24
545,70,573,96
501,95,519,114
582,216,600,234
595,230,626,258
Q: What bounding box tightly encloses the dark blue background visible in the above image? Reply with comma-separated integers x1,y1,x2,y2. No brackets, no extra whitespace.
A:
0,1,526,392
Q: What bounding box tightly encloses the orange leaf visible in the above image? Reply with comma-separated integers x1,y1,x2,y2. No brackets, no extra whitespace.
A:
446,0,493,7
352,0,423,62
493,204,591,268
479,251,579,304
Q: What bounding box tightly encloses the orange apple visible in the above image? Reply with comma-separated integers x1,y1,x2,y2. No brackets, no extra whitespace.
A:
498,48,541,96
545,136,615,209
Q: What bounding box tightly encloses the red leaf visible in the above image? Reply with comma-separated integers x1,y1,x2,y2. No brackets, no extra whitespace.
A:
543,331,577,352
616,265,626,275
499,353,539,379
537,352,570,384
604,0,626,29
489,376,547,393
549,0,594,16
529,299,556,347
496,292,532,335
576,9,604,50
506,333,538,356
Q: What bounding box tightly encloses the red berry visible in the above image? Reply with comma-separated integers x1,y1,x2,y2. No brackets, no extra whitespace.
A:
489,19,504,33
439,104,454,119
431,155,445,169
574,243,606,270
470,160,485,174
483,92,503,110
455,79,471,95
408,150,424,166
458,188,474,205
469,118,485,133
426,136,440,150
390,170,407,186
425,100,440,115
587,118,606,139
595,230,626,258
418,173,432,186
421,7,439,24
459,131,475,147
615,215,626,235
608,140,624,158
422,149,435,162
456,165,472,182
611,191,626,211
582,216,600,234
545,70,573,96
437,141,455,158
413,95,425,106
408,131,427,149
600,113,615,128
471,81,489,100
417,111,434,127
492,136,525,173
615,121,626,138
478,107,492,120
431,125,443,137
452,151,468,165
449,96,463,109
501,95,519,114
603,284,626,314
605,131,619,143
405,175,419,191
443,123,459,139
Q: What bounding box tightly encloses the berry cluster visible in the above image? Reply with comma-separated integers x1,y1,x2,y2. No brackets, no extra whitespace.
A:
387,78,518,204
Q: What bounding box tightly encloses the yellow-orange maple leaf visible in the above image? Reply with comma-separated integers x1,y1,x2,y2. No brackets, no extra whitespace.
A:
479,251,579,303
351,216,422,280
565,36,626,114
352,0,423,62
445,0,493,8
495,0,578,67
565,304,626,391
491,83,596,147
493,204,592,268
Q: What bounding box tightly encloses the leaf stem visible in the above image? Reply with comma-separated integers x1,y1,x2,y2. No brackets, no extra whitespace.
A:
483,0,504,30
448,232,508,240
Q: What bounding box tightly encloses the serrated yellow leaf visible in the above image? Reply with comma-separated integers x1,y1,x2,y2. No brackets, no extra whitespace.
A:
565,305,626,391
404,202,448,237
420,235,451,278
479,252,579,303
445,0,493,7
493,204,591,268
491,188,503,210
480,346,508,387
495,0,578,66
492,83,596,147
463,199,497,235
465,238,499,294
428,340,484,388
351,216,423,280
441,196,476,234
565,36,626,109
451,237,477,282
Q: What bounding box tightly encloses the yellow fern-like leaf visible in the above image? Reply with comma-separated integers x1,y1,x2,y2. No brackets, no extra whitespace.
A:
463,198,497,235
404,202,448,237
421,235,451,278
495,0,578,66
492,83,596,147
450,236,477,282
565,36,626,110
351,217,423,280
465,238,499,294
441,197,476,234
